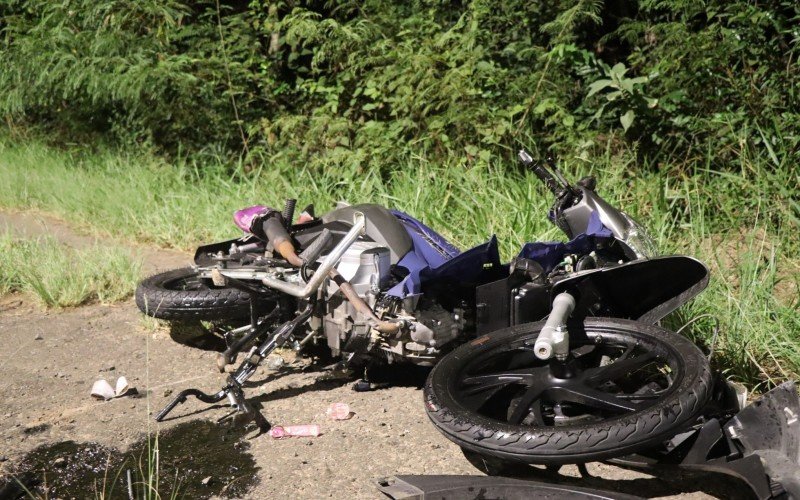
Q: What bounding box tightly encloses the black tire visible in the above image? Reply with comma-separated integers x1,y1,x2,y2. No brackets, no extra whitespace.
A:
424,318,712,465
135,267,255,320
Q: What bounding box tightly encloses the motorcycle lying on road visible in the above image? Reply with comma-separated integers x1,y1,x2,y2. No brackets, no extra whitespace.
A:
136,151,710,463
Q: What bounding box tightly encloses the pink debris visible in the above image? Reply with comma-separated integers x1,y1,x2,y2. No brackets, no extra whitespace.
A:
326,402,353,421
269,424,321,439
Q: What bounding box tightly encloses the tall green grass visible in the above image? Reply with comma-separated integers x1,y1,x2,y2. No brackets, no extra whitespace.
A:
0,138,796,388
0,232,142,307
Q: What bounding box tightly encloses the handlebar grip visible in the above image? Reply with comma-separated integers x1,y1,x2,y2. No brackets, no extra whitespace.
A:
518,149,562,195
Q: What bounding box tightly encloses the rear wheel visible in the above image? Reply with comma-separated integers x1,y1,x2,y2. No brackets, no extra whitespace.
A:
135,267,258,321
424,318,711,465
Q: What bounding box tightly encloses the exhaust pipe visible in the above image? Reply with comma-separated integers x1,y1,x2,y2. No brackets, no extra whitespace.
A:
329,269,402,335
261,213,305,267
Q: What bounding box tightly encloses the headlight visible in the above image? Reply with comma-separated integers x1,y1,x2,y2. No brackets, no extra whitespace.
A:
620,212,658,258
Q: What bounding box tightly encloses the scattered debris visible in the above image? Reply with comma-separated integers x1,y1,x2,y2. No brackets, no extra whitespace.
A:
115,376,131,397
201,476,212,486
91,376,135,400
326,402,353,421
269,424,321,439
266,354,285,371
90,379,115,400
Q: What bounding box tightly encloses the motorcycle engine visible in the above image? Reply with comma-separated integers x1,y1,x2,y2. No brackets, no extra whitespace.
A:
321,242,464,365
323,241,390,355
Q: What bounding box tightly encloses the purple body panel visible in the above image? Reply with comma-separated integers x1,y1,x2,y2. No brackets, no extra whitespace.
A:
233,205,270,233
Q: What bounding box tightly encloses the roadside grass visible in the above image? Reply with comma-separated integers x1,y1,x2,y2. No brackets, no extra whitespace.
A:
0,137,796,389
0,232,141,308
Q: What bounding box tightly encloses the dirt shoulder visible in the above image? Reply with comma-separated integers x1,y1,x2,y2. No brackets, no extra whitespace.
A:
0,210,744,499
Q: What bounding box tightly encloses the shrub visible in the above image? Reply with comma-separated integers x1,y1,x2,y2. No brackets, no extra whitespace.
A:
1,1,797,171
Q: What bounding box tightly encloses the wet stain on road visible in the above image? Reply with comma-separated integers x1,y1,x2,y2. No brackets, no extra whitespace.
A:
0,420,259,499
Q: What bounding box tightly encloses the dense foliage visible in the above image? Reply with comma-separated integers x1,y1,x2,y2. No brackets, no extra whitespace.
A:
1,0,798,170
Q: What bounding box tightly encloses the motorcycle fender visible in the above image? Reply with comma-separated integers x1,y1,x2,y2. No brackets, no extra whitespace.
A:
551,255,709,324
194,238,245,266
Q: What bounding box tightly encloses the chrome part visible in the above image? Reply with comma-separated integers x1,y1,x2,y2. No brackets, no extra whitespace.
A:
198,267,274,281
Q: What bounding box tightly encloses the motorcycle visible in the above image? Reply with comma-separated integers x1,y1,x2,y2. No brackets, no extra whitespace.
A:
136,150,711,459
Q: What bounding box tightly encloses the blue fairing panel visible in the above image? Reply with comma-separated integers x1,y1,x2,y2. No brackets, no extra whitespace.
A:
387,211,500,298
518,212,612,272
386,210,612,298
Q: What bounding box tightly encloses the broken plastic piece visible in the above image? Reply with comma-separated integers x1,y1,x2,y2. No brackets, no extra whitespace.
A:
115,376,130,397
326,403,353,420
269,424,321,438
91,379,116,400
91,377,135,400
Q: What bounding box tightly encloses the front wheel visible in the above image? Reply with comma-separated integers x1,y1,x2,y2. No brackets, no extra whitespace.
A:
424,318,712,465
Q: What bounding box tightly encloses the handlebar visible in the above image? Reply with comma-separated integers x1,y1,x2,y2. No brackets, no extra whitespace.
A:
518,150,567,196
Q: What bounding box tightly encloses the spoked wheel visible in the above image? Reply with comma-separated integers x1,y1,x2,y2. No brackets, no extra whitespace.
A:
425,318,712,465
135,267,265,321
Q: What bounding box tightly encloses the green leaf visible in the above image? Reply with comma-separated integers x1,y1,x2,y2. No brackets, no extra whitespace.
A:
590,103,606,122
533,98,554,115
586,79,613,98
620,110,635,132
610,63,627,80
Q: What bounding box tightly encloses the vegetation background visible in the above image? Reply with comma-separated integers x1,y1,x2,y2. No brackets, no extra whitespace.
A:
0,0,797,388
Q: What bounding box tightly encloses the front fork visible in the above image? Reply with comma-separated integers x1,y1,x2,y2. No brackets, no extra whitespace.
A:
533,292,577,362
